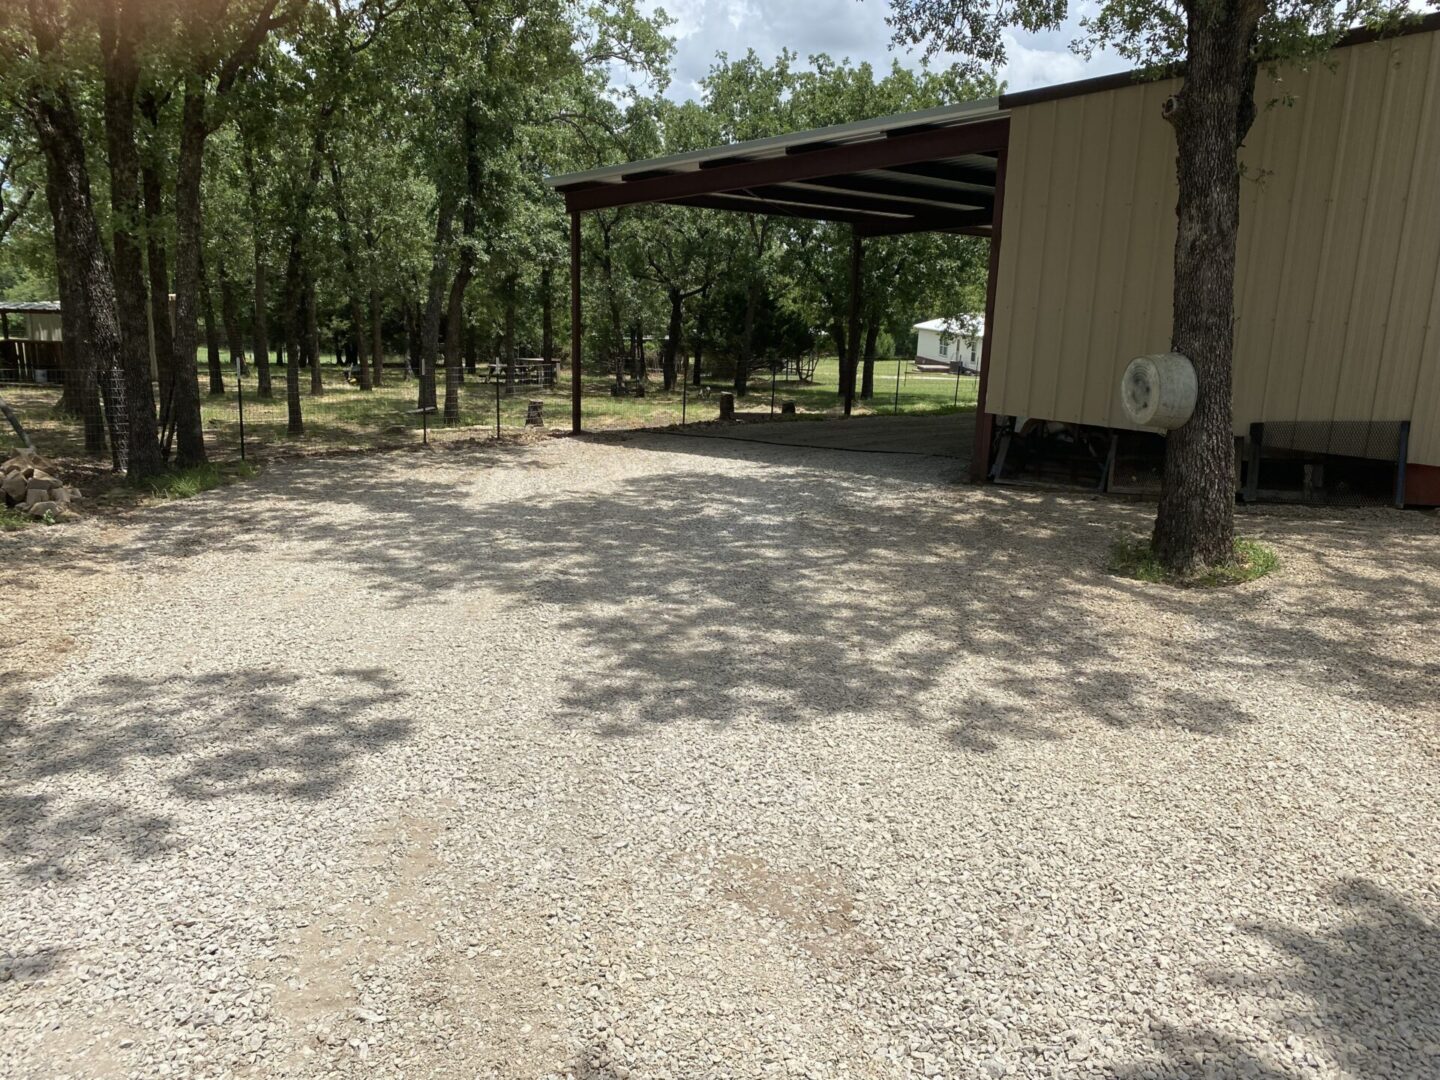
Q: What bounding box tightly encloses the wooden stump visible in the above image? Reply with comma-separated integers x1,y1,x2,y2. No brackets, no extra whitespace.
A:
780,400,796,415
719,392,735,421
525,400,544,427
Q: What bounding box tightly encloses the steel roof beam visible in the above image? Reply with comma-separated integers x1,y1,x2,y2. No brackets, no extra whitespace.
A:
562,117,1009,214
793,172,994,210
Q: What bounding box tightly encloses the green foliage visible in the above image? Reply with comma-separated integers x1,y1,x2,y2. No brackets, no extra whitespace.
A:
1109,537,1278,588
0,506,39,530
0,0,995,424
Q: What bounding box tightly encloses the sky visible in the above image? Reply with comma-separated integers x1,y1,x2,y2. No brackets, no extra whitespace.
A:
624,0,1132,102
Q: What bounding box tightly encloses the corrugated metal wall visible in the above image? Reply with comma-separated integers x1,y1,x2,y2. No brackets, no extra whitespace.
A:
987,30,1440,466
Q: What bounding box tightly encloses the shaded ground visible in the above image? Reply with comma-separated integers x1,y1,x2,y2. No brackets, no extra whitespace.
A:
664,411,972,457
1,434,1437,1080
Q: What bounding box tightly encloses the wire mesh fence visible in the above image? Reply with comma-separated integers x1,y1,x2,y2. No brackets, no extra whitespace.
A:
1,353,981,468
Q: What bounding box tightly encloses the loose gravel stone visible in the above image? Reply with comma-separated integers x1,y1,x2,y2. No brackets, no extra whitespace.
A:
1,434,1437,1079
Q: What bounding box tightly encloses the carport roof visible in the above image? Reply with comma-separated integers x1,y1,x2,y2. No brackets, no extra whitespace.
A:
546,97,1010,237
546,14,1440,238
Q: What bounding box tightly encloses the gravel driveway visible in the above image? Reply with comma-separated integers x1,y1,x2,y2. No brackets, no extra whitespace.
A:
3,433,1438,1080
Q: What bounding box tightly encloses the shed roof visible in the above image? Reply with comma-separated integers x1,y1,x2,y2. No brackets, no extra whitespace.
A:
913,318,983,334
0,300,60,314
548,99,1009,237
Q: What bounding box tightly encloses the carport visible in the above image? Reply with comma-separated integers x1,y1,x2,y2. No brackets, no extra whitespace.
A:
546,100,1012,480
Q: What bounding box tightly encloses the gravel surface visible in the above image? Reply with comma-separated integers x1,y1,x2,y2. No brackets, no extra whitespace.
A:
2,432,1438,1080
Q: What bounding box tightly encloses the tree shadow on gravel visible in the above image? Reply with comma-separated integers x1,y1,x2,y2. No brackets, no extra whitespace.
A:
1116,878,1440,1078
59,434,1434,759
1,666,411,883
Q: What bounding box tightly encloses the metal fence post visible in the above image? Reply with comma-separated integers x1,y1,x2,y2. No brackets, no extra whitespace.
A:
770,361,777,417
495,376,501,438
681,354,689,426
893,357,902,414
953,365,962,406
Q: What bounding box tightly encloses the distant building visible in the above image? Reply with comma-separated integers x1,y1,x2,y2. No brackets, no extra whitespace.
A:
0,301,65,383
913,318,983,374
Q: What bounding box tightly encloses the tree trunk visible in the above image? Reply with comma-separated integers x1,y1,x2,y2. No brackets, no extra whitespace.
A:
218,257,247,376
42,144,105,454
200,247,223,395
281,243,304,435
305,272,323,396
830,319,846,376
346,297,368,388
1151,13,1259,573
663,286,681,392
168,84,209,467
99,14,167,474
245,149,273,398
463,319,478,375
860,319,879,399
503,278,517,393
736,274,757,397
420,194,455,412
328,155,371,389
34,81,159,475
692,300,706,386
404,300,420,379
540,265,553,361
369,289,384,386
443,265,472,424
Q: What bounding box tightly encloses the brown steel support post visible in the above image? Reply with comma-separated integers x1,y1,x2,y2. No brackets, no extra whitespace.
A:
845,230,862,417
970,147,1008,482
569,208,582,434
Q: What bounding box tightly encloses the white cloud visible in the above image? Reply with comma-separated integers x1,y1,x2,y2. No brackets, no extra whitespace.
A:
630,0,1130,103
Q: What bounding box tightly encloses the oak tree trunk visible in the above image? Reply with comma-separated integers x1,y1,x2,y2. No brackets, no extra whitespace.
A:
420,195,455,412
282,244,304,435
1152,10,1260,573
540,266,553,362
97,14,165,474
305,272,323,396
692,300,706,387
42,140,106,454
168,85,209,467
369,289,384,386
443,266,472,424
244,146,273,398
218,257,247,376
503,281,517,392
663,286,682,392
860,318,879,399
34,80,160,475
200,247,224,395
736,274,757,397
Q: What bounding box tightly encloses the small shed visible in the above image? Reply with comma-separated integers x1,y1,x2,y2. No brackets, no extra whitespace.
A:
0,301,66,384
913,318,983,373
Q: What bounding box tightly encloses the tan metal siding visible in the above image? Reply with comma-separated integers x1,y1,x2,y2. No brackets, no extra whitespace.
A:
988,31,1440,465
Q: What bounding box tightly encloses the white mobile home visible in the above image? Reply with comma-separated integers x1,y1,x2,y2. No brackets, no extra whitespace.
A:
913,318,983,373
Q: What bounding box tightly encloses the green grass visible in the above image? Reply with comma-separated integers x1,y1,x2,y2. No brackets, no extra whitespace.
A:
137,461,257,499
1109,536,1279,588
6,354,980,461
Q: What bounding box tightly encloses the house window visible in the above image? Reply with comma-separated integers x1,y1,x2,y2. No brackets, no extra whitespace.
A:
938,340,948,357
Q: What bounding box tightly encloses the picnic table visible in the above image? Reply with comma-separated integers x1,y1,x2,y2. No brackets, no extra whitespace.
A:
486,358,560,386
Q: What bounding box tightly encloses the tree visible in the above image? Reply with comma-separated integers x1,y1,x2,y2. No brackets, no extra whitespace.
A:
884,0,1411,573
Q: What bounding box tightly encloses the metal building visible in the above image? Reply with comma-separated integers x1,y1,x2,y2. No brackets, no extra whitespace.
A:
547,15,1440,504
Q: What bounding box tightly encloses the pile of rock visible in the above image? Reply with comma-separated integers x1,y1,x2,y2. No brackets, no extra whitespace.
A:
2,449,81,519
